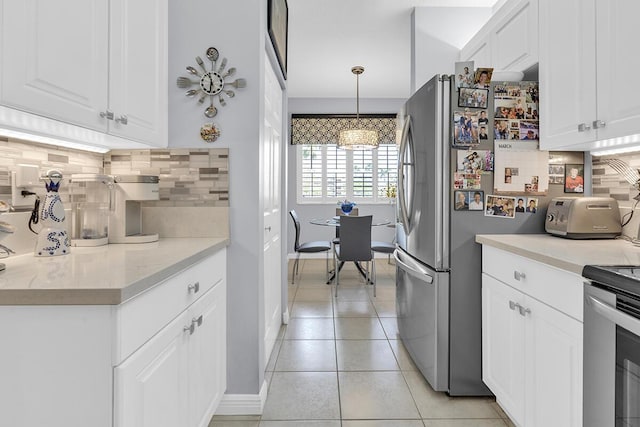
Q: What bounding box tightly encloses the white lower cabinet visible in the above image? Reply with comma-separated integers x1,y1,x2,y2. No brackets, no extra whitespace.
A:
115,281,226,427
481,246,582,427
0,248,226,427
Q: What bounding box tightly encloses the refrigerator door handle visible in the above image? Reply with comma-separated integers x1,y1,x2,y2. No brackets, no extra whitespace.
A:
394,249,434,284
398,115,412,235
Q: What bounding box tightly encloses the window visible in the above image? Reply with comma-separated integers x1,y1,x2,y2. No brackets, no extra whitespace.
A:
297,144,398,204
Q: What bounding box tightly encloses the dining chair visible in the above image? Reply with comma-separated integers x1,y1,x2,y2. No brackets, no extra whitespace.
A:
333,215,373,297
289,210,332,285
371,241,395,294
333,207,358,245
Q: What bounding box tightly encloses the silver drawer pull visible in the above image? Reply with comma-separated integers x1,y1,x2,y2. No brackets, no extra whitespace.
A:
188,282,200,294
513,271,526,281
115,114,128,125
592,120,606,129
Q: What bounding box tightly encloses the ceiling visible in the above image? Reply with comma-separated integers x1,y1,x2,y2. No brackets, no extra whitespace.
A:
286,0,502,99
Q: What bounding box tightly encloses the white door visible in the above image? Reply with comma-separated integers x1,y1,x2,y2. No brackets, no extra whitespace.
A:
538,0,597,149
482,274,525,426
262,58,283,365
1,0,109,130
525,297,583,427
188,282,227,427
492,0,538,72
109,0,168,146
114,312,189,427
595,0,640,142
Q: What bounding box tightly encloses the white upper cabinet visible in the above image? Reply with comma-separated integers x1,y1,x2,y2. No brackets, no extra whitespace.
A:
108,0,167,146
538,0,596,149
460,0,538,73
594,0,640,143
539,0,640,151
0,0,167,148
1,0,109,130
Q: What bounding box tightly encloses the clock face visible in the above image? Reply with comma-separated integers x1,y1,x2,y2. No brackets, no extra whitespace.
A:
200,72,224,95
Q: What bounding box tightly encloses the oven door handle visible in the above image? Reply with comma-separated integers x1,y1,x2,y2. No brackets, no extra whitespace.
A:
586,294,640,336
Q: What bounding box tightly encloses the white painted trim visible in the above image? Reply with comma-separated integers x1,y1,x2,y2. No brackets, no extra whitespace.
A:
215,380,268,415
282,307,290,325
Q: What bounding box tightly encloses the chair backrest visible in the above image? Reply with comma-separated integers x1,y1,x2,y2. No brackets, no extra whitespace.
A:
337,215,372,262
289,210,301,251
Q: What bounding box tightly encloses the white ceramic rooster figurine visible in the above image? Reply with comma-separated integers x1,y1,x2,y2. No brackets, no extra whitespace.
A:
34,170,70,257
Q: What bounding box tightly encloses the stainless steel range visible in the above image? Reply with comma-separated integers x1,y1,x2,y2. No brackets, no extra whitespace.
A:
582,265,640,427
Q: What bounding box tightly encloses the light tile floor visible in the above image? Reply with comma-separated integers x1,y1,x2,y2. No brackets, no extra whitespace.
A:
210,259,515,427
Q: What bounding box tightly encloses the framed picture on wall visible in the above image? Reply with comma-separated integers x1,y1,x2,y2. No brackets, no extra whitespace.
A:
564,164,585,193
268,0,289,79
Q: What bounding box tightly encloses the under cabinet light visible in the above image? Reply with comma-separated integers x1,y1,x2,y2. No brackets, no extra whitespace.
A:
591,133,640,157
0,128,110,153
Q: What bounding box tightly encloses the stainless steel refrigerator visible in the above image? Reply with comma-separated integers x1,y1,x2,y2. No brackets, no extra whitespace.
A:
395,74,550,396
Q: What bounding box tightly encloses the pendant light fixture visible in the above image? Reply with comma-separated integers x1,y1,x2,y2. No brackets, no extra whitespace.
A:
338,66,379,150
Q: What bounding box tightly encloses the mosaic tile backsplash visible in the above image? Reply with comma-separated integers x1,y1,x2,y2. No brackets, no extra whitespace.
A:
105,148,229,207
592,153,640,205
0,138,229,209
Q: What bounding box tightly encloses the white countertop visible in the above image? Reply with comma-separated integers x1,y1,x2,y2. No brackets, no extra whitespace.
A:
0,237,229,305
475,234,640,275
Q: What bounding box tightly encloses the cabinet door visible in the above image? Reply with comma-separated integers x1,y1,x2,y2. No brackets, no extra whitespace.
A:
492,0,538,72
482,274,525,425
525,297,583,427
460,34,492,68
188,281,227,427
595,0,640,142
1,0,109,131
109,0,168,147
114,312,189,427
538,0,597,149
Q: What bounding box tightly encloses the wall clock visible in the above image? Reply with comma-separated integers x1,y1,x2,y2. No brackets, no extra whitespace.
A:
177,46,247,119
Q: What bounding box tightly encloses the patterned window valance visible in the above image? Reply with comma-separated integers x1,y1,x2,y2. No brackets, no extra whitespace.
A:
291,114,397,145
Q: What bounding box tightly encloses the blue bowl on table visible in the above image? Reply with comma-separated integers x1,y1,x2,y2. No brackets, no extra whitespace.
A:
340,202,355,215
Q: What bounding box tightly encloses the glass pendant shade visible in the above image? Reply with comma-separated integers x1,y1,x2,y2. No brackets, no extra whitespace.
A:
337,66,379,150
338,129,379,149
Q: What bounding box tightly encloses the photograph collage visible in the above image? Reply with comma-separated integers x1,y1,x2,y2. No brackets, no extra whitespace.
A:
453,61,492,147
484,195,538,218
494,82,539,142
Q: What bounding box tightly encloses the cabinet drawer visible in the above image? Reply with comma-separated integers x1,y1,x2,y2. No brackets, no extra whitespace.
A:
115,250,226,363
482,245,583,321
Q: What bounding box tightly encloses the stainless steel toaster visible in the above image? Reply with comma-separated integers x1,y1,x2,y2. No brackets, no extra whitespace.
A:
545,197,622,239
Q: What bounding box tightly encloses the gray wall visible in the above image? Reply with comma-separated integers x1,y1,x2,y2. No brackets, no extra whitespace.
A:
286,97,405,254
169,0,267,395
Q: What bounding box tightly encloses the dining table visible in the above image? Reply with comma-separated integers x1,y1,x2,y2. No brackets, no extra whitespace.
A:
309,216,392,284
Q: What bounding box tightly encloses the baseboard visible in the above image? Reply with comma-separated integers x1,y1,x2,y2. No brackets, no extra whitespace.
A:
282,307,290,325
215,380,268,415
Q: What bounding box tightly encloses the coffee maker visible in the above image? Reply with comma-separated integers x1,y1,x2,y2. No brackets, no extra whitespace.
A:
108,175,159,244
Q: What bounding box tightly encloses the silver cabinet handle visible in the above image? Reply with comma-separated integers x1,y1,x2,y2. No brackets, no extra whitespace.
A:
194,315,203,327
115,115,128,125
517,305,531,316
265,226,271,231
592,120,606,129
513,271,526,281
188,282,200,294
509,300,517,310
183,322,195,335
577,123,591,132
99,110,114,120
